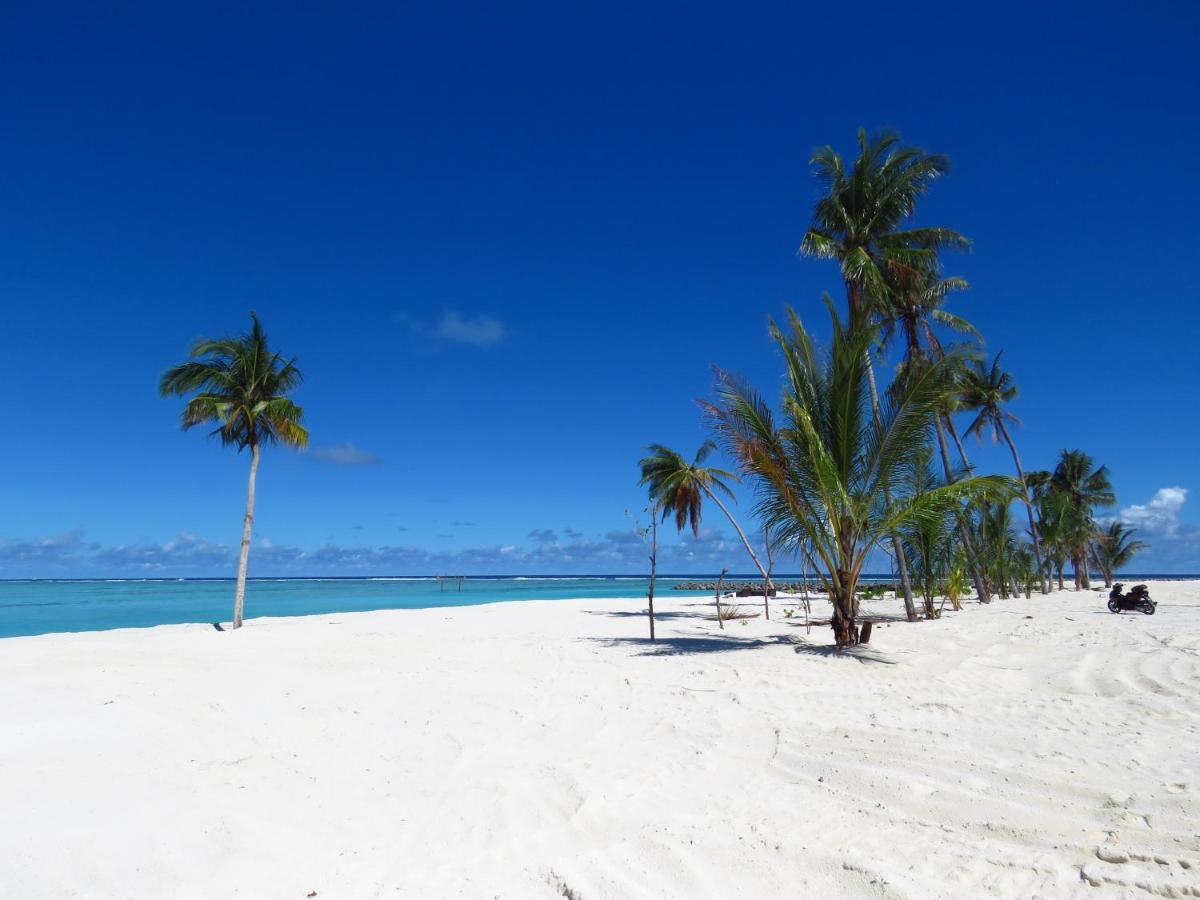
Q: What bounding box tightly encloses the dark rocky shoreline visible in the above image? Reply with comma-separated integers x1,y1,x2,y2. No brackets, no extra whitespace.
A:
673,581,812,595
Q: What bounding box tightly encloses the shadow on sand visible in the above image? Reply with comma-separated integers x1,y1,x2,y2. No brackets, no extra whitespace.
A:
581,609,713,621
587,631,895,663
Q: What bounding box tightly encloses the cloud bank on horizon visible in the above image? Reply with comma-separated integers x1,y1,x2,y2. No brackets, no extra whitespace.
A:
3,485,1194,578
0,527,749,578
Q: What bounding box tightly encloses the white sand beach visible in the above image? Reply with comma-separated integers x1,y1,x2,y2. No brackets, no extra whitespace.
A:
2,582,1198,899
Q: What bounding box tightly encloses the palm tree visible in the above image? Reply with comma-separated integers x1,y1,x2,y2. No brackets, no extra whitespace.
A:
877,267,977,370
958,352,1048,593
638,441,775,618
1091,522,1148,588
876,266,991,605
1032,489,1074,591
897,446,958,619
160,313,308,628
973,501,1020,599
801,130,971,621
942,549,970,612
799,128,970,327
1012,545,1037,599
1041,450,1115,589
704,304,1010,647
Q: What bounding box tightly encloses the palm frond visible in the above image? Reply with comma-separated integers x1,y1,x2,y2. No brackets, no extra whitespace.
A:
160,313,307,453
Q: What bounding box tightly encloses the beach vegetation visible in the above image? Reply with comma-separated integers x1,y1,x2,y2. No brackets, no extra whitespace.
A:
704,303,1011,647
958,352,1048,592
638,127,1136,646
898,446,959,618
801,129,973,621
638,442,776,618
1028,451,1115,589
716,604,755,623
1090,522,1148,589
942,551,970,612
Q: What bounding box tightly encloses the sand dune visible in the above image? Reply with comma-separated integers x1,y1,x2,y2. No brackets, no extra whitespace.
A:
1,582,1197,898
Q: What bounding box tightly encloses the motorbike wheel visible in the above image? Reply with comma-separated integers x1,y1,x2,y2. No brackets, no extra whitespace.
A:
1140,602,1156,615
1107,599,1120,613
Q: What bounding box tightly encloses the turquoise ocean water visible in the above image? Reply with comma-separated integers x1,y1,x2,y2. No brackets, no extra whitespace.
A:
0,576,718,639
4,573,1185,640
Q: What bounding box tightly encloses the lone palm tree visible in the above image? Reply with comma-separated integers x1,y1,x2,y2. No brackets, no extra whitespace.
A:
639,441,775,618
160,313,308,628
705,304,1010,647
958,352,1048,593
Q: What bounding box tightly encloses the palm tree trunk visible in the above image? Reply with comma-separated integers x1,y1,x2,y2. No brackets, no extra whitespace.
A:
703,488,773,620
945,416,973,472
1077,550,1091,590
934,417,990,603
832,568,857,648
1092,547,1112,588
763,526,776,621
936,412,993,595
647,516,657,641
232,443,260,629
863,354,918,622
996,419,1048,594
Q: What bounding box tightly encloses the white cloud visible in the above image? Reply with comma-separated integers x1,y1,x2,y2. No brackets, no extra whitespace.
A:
1119,486,1188,537
310,442,380,466
433,311,507,348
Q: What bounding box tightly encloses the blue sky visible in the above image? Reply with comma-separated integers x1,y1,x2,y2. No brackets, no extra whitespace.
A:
1,2,1197,576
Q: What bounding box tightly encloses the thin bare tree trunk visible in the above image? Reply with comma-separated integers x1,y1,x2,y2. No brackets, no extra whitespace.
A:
997,418,1048,594
715,567,727,630
232,443,260,629
647,516,657,641
863,354,918,622
703,489,772,620
762,526,775,621
799,543,816,632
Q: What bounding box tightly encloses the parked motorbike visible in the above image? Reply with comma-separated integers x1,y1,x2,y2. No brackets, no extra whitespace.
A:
1107,583,1156,615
